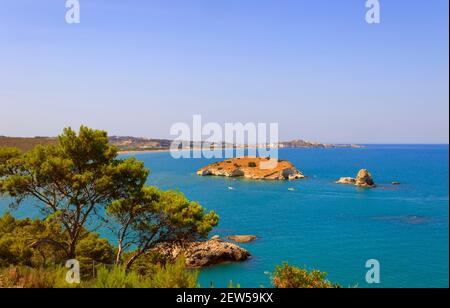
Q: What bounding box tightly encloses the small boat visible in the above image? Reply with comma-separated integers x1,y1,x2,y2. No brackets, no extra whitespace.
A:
228,187,235,190
288,188,295,191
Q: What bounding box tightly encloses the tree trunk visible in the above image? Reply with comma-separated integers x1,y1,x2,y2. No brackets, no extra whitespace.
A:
115,244,123,265
125,251,142,271
68,239,77,260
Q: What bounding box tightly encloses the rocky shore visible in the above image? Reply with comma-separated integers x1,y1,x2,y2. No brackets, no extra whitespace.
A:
153,236,251,268
197,157,305,181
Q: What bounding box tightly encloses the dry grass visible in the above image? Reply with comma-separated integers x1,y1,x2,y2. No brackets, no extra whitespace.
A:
0,136,57,152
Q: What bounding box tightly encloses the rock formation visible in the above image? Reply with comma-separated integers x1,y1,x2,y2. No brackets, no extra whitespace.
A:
197,157,305,181
336,169,376,188
335,177,356,185
355,169,376,187
226,235,257,243
153,237,251,268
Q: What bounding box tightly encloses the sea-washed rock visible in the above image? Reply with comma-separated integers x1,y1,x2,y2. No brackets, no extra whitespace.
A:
336,169,376,188
335,177,356,185
154,237,251,268
355,169,376,187
226,235,257,243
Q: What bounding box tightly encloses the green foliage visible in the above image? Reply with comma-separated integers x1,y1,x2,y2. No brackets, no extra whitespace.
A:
107,186,219,268
147,257,198,288
75,231,116,278
76,232,115,265
0,213,114,273
0,147,22,179
127,252,168,277
0,213,66,267
116,257,198,288
272,263,341,288
0,257,198,288
0,126,149,258
88,265,145,288
0,126,219,288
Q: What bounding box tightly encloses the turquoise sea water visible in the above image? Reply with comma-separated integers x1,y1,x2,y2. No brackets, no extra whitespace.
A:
1,145,448,288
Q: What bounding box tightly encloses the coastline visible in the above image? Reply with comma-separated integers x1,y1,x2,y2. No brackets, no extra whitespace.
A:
118,149,172,155
118,145,366,155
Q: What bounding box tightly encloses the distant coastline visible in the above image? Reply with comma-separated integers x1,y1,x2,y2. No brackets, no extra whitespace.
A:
118,149,172,155
0,135,365,153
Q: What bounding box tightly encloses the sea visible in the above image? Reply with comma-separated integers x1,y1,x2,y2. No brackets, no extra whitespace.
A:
1,145,448,288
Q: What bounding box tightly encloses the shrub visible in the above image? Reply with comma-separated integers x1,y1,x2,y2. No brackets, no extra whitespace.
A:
0,213,67,268
147,258,198,288
127,252,168,277
0,266,68,288
87,258,197,288
76,232,115,278
272,263,341,288
88,266,145,288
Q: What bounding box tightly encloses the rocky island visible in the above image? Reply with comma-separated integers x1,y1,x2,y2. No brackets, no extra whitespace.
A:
197,157,305,180
336,169,376,188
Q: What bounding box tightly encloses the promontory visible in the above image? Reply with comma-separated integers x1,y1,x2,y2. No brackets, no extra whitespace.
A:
197,157,305,180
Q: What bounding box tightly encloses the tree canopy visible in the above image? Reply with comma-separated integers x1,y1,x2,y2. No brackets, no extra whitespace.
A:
107,186,219,268
0,126,218,264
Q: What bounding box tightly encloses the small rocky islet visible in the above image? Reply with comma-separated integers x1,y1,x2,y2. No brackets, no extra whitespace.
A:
226,235,257,243
336,169,376,188
197,157,305,180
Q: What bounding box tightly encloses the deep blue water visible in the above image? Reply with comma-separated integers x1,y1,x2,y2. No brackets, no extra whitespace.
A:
1,145,448,288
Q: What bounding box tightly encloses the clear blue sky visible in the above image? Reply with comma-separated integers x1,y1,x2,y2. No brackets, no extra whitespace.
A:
0,0,448,143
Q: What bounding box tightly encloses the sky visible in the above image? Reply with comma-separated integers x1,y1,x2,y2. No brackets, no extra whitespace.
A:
0,0,448,144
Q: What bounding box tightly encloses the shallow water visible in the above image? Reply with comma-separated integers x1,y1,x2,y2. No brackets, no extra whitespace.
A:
1,145,448,288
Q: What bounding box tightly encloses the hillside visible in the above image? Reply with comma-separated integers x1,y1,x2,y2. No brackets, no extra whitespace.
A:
0,136,57,152
0,136,363,153
278,140,364,148
109,136,172,151
0,136,172,152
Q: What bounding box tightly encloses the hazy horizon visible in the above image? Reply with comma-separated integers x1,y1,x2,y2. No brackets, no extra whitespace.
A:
1,133,449,146
1,0,449,144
